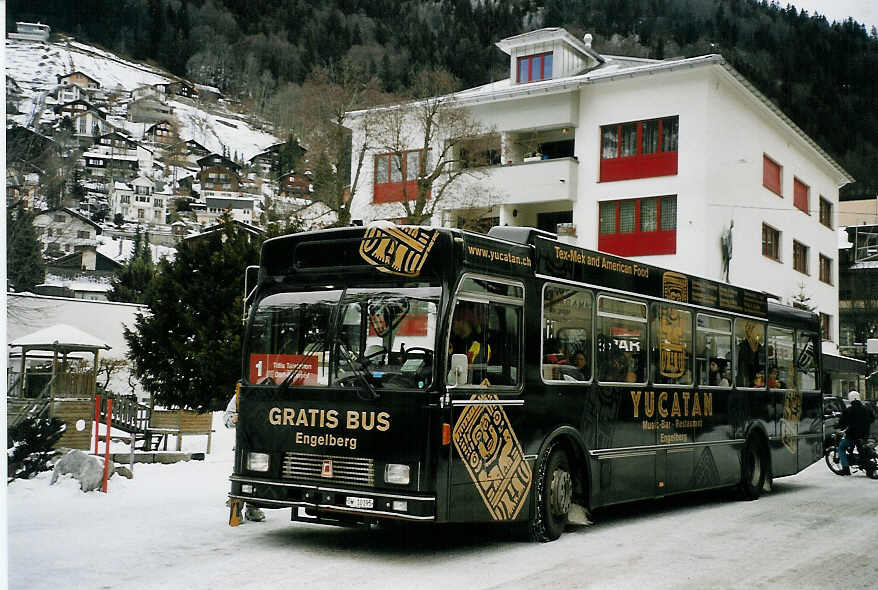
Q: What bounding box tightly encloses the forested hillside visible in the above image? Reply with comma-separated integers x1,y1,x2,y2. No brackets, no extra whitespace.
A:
8,0,878,197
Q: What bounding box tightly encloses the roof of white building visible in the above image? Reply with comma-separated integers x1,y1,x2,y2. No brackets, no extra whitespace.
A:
348,29,853,185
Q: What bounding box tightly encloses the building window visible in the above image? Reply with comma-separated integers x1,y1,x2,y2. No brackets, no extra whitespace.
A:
517,52,553,83
77,230,90,239
762,155,782,196
793,177,809,214
819,197,832,228
373,149,428,203
54,214,66,222
762,224,780,261
820,312,832,341
153,198,163,207
793,240,809,274
137,209,145,219
819,254,832,284
598,195,677,256
599,116,678,182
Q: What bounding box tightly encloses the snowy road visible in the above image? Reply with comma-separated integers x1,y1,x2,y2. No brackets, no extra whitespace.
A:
8,413,878,590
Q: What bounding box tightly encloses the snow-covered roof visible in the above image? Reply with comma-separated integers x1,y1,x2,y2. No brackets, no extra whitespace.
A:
10,323,111,350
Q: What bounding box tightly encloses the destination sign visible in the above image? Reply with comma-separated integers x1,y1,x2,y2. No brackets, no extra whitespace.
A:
534,237,767,317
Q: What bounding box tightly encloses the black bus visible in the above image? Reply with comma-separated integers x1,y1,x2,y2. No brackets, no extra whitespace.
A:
228,223,823,541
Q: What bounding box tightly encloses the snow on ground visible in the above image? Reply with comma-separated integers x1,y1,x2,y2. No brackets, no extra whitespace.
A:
7,418,878,590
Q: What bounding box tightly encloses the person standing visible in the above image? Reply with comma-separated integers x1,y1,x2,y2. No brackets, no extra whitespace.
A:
224,394,266,521
837,390,875,476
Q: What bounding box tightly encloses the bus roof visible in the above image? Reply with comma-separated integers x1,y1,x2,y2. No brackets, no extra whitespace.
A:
262,224,773,319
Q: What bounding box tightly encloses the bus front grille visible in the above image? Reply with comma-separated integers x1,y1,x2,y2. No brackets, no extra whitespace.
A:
281,452,375,487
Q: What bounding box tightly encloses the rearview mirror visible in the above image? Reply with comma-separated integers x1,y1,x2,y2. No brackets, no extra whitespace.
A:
447,354,469,387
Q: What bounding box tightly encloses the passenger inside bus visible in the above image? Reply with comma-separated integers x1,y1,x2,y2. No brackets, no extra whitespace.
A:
736,321,764,387
449,302,491,366
708,358,730,387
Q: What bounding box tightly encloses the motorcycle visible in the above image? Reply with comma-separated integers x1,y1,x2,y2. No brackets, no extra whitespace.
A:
824,431,878,479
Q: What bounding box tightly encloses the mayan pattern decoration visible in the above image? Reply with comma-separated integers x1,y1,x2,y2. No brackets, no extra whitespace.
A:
453,394,532,520
358,224,439,277
782,390,802,455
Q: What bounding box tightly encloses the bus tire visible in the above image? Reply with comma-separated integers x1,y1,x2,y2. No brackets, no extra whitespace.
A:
739,436,766,500
529,442,572,542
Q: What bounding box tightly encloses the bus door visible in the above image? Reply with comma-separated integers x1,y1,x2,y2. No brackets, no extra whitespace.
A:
594,295,656,504
445,277,532,523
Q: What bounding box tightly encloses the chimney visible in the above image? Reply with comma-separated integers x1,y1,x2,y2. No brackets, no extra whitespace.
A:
583,33,593,49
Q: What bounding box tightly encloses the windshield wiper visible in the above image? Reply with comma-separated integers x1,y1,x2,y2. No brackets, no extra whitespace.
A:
335,339,380,401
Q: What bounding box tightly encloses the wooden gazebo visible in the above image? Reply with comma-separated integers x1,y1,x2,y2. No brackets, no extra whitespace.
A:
8,324,111,449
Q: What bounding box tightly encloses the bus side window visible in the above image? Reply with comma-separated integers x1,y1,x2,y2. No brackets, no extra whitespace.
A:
695,314,732,387
734,319,765,387
596,295,647,383
542,284,593,382
796,331,819,390
650,303,692,385
766,325,794,389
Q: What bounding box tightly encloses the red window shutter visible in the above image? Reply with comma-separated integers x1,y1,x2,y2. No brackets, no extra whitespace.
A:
793,178,809,213
763,156,781,195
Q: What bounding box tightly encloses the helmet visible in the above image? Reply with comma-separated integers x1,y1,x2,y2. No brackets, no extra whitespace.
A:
848,390,861,402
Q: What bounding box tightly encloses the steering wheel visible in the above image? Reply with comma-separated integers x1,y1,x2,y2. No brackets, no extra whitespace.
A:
402,347,433,365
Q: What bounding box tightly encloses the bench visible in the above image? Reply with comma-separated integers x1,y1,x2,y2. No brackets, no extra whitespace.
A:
147,410,214,453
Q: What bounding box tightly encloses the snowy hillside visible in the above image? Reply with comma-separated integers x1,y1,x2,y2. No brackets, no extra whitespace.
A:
6,37,279,160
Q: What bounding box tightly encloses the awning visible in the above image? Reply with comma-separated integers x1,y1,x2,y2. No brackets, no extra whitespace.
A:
822,352,867,374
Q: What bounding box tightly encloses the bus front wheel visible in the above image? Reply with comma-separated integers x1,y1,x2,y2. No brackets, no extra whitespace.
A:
529,443,572,542
739,436,766,500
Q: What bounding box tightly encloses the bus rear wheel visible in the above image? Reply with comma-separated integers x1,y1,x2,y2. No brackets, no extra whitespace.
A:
740,437,766,500
529,443,572,542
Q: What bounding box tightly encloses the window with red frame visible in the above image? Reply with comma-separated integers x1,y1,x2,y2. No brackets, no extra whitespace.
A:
600,116,678,182
793,178,809,214
762,224,780,261
819,197,832,228
793,240,809,274
820,312,832,341
517,52,553,83
762,155,782,196
819,254,833,284
598,195,676,256
373,149,428,203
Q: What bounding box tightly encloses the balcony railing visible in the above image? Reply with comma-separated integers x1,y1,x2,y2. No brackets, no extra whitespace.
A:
478,157,578,205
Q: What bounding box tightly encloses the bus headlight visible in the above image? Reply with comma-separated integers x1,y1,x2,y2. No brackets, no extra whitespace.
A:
246,452,270,472
384,463,410,485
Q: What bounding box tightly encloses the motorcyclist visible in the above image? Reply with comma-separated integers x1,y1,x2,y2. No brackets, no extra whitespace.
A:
836,390,876,476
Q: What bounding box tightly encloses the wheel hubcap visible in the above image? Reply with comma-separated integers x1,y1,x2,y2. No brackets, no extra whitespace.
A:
550,470,572,515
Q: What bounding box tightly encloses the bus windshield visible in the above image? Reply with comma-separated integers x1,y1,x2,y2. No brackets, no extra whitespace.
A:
246,285,440,390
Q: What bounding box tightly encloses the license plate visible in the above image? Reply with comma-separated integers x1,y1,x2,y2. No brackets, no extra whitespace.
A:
345,496,374,509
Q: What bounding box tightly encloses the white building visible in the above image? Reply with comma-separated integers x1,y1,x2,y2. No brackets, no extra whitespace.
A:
33,208,101,256
111,176,166,224
346,27,852,347
9,22,50,42
195,195,256,225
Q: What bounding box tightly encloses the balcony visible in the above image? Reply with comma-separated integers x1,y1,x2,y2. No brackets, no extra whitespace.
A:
479,157,578,205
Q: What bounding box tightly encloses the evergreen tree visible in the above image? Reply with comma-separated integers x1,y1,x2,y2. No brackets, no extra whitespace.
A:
124,214,261,411
107,226,155,304
6,202,46,292
7,415,66,483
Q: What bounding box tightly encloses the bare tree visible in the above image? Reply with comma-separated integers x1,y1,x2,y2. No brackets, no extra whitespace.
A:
368,68,497,225
295,59,393,227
